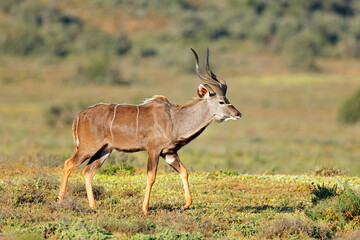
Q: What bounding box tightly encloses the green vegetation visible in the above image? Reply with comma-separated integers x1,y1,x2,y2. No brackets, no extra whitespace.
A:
2,0,360,69
306,185,360,232
310,183,339,205
1,169,360,239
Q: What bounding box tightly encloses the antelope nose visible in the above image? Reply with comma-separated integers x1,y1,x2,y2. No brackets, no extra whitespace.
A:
237,111,242,118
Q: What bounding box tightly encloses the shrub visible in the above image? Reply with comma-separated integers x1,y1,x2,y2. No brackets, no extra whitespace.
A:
219,169,239,176
258,216,332,239
11,0,45,27
306,187,360,229
98,161,135,176
337,87,360,124
96,218,154,237
98,153,135,175
283,31,320,70
0,25,44,56
336,188,360,222
14,174,58,206
314,167,346,177
16,221,113,240
310,183,339,205
251,14,278,44
140,47,157,57
114,34,132,55
228,14,256,40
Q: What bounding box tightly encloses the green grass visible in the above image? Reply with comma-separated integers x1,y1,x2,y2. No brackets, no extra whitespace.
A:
0,168,359,239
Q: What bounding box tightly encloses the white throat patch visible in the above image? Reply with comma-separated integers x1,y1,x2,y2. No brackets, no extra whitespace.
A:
224,116,240,122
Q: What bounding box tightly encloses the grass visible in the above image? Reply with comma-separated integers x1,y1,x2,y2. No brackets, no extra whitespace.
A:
0,168,359,239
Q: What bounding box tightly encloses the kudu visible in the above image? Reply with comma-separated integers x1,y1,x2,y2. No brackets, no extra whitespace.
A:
57,48,241,215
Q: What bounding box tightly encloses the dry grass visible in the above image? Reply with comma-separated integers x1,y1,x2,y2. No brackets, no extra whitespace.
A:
1,169,359,239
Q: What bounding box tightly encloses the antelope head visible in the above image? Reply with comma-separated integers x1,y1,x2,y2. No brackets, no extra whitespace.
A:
191,48,242,122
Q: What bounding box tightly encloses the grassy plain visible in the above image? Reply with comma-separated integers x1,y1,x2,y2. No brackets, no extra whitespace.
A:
1,167,360,239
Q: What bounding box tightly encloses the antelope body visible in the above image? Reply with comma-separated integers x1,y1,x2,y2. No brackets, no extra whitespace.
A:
57,48,241,215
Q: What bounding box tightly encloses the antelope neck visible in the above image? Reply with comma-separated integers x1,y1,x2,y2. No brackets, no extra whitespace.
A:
173,99,214,139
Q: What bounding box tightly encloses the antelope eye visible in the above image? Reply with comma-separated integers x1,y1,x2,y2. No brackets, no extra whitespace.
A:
219,101,225,105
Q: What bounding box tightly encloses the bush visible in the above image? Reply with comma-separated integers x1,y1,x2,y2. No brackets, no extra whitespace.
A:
114,34,132,55
98,153,135,176
258,216,332,239
99,161,135,176
337,87,360,124
310,183,339,205
14,174,58,206
251,14,278,44
306,187,360,229
314,167,346,177
283,31,320,70
96,218,154,237
0,24,44,56
16,221,113,240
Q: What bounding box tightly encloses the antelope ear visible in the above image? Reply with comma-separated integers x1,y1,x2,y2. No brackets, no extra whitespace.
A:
197,84,210,98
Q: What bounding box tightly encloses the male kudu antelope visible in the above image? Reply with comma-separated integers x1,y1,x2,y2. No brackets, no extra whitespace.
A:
57,48,241,215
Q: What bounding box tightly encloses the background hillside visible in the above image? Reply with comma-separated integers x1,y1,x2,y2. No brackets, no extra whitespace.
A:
0,0,359,175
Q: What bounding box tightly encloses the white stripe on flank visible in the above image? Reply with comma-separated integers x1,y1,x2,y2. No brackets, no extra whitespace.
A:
110,104,119,141
136,106,139,135
75,116,80,147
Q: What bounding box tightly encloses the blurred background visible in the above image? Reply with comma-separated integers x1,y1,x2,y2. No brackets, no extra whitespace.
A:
0,0,359,175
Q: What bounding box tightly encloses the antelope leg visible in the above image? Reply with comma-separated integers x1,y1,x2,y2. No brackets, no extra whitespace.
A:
165,154,192,211
142,150,160,215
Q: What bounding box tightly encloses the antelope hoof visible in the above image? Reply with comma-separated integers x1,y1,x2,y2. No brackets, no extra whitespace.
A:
180,205,185,213
142,206,150,215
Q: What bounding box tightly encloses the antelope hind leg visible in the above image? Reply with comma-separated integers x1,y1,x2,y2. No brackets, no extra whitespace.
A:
82,149,111,208
165,154,192,211
142,150,160,215
58,151,90,203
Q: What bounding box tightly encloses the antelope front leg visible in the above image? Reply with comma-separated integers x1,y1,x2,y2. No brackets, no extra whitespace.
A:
165,154,192,211
142,150,160,215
